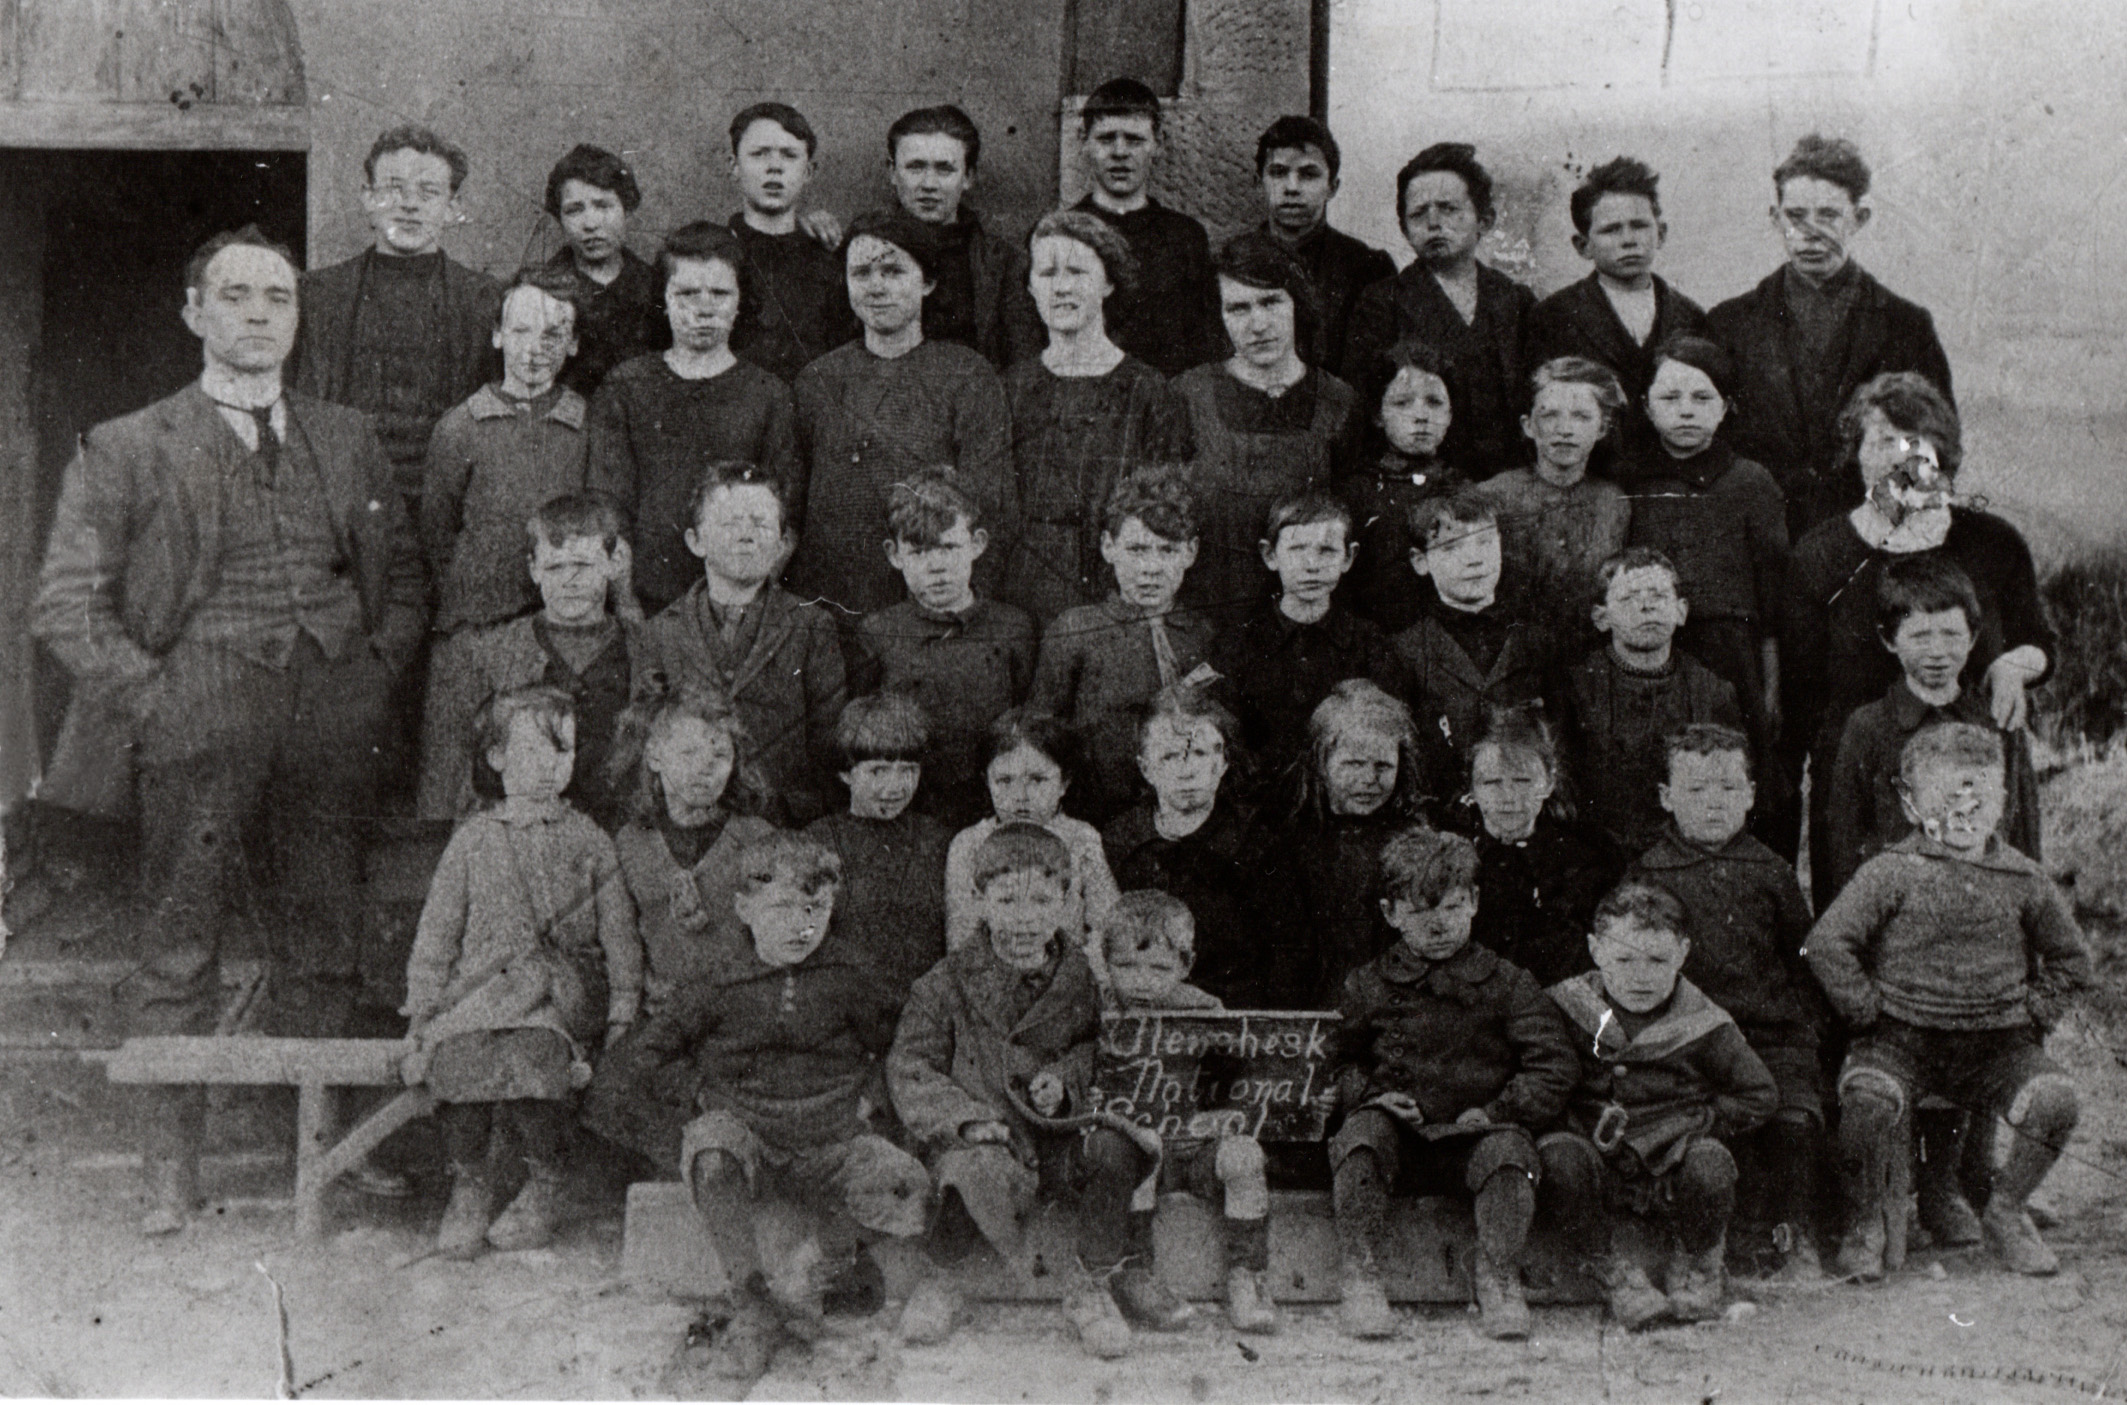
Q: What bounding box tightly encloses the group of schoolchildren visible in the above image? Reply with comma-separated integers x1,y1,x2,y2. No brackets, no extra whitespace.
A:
366,78,2095,1379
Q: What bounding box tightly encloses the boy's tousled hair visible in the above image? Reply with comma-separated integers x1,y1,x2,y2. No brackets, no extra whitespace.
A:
528,490,628,555
1649,333,1734,402
1529,355,1628,419
499,265,583,327
365,125,470,192
1591,880,1688,944
1775,133,1870,204
729,101,818,158
469,684,576,803
1570,156,1661,235
1408,486,1496,551
545,143,641,216
1262,491,1352,549
1395,141,1494,223
1664,722,1752,774
1028,208,1138,298
185,225,297,293
841,208,941,282
1876,553,1982,640
1898,721,2004,793
1214,230,1323,356
1837,371,1962,480
836,692,931,769
1080,77,1163,134
1255,115,1342,179
1098,889,1196,965
1102,463,1197,542
887,468,982,546
689,459,788,534
1137,682,1238,755
609,684,774,823
1470,706,1558,783
1378,824,1479,909
1594,545,1681,604
982,708,1085,792
971,820,1073,891
888,103,983,172
735,829,841,898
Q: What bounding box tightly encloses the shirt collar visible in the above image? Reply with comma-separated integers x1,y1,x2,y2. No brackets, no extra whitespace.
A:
200,363,283,411
469,382,586,429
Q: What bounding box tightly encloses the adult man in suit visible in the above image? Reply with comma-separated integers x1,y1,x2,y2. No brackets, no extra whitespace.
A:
32,227,427,1235
1705,135,1954,539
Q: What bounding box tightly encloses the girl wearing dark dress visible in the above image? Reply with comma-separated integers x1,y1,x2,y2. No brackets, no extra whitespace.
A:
1340,336,1471,632
1001,209,1193,625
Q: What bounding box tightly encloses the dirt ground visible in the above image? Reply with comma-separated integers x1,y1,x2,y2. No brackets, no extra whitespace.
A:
2,1014,2126,1405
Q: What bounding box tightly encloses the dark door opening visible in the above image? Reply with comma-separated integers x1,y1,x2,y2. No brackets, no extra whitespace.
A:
27,147,306,763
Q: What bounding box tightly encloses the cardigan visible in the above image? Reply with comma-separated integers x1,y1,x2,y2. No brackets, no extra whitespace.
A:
1560,647,1742,855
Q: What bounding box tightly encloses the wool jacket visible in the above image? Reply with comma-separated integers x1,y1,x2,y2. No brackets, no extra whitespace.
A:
855,597,1037,804
1548,972,1778,1173
1344,262,1536,477
1339,452,1472,634
1624,442,1788,626
1071,196,1221,377
805,809,954,1002
1266,220,1398,381
1101,800,1265,1009
1561,647,1742,855
1824,680,2042,899
726,214,862,385
1523,273,1707,482
943,814,1120,955
1032,598,1219,821
420,383,592,633
1391,597,1557,772
1210,599,1410,782
1456,812,1620,990
545,246,668,398
1479,468,1631,645
640,582,848,824
1704,263,1954,538
1626,827,1820,1043
1804,833,2091,1033
1335,940,1578,1130
613,812,778,1009
887,936,1103,1158
32,384,426,818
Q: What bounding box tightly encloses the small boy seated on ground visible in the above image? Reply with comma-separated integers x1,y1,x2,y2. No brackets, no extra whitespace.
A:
1625,725,1825,1279
1032,465,1218,824
1331,826,1577,1341
418,492,646,828
1210,492,1407,787
888,822,1190,1358
1561,548,1742,856
857,470,1036,829
587,831,929,1381
805,693,953,1004
1459,712,1619,988
1541,883,1777,1328
1342,338,1469,633
1392,489,1555,782
1824,554,2040,898
1097,891,1279,1333
1806,722,2091,1280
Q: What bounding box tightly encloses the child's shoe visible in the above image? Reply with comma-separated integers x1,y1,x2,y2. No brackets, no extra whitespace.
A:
1473,1251,1531,1340
1835,1218,1887,1282
1112,1263,1195,1330
1666,1242,1726,1323
897,1276,963,1345
1338,1269,1398,1339
486,1164,560,1251
1982,1202,2059,1277
1917,1184,1984,1248
674,1295,779,1383
1593,1257,1668,1331
763,1242,831,1341
1771,1226,1825,1284
1225,1267,1279,1334
437,1170,493,1260
1062,1281,1131,1359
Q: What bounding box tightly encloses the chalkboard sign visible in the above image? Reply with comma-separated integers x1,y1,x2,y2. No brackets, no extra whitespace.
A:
1089,1010,1342,1141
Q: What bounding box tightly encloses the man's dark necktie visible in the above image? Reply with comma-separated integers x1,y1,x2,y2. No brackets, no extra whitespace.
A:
247,405,279,485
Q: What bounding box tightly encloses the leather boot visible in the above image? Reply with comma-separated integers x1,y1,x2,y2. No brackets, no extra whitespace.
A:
1473,1250,1532,1340
1061,1265,1131,1359
1112,1262,1194,1330
671,1291,780,1383
1915,1109,1982,1247
436,1167,493,1260
1771,1223,1825,1283
486,1163,561,1251
1667,1238,1727,1323
140,1155,198,1237
1223,1216,1277,1333
1338,1264,1397,1340
897,1275,963,1346
1594,1256,1668,1331
1983,1084,2075,1277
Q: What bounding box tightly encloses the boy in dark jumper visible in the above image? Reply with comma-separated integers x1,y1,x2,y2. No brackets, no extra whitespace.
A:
587,831,929,1381
1625,725,1824,1280
1560,548,1742,855
1541,883,1777,1328
806,693,953,1004
1825,554,2040,898
1342,338,1471,632
725,103,859,384
1210,492,1408,786
1331,826,1578,1341
1807,723,2090,1280
856,471,1037,829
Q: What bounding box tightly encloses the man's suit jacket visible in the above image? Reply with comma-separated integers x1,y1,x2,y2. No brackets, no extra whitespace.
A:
1704,265,1953,538
1523,272,1706,482
30,383,426,816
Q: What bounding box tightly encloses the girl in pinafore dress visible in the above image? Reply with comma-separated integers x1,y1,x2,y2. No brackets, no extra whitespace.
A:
405,684,642,1259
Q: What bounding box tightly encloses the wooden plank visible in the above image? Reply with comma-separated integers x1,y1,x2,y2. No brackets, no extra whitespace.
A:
211,0,301,104
102,1036,410,1086
293,1081,335,1238
0,98,306,148
307,1087,434,1191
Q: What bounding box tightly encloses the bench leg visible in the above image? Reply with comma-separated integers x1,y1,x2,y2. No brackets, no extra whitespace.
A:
294,1086,438,1242
295,1083,337,1240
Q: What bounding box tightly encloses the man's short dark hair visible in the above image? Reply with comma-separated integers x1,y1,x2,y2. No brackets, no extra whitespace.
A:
1774,133,1870,204
1593,545,1682,605
1379,825,1479,909
689,459,788,535
1664,722,1752,775
1081,77,1163,135
728,102,818,158
1649,334,1734,401
840,209,941,282
1262,491,1352,549
1570,156,1661,236
1395,142,1495,224
544,143,641,217
185,225,297,293
1102,463,1196,543
888,104,982,173
1592,880,1688,944
1408,486,1496,551
1255,115,1341,180
1214,230,1322,360
364,125,470,193
1876,553,1983,641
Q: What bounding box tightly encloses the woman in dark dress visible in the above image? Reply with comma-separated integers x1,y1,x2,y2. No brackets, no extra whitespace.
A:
1175,232,1363,627
1000,209,1193,626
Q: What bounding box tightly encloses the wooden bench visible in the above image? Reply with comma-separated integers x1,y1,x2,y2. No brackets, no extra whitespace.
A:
92,1036,432,1239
